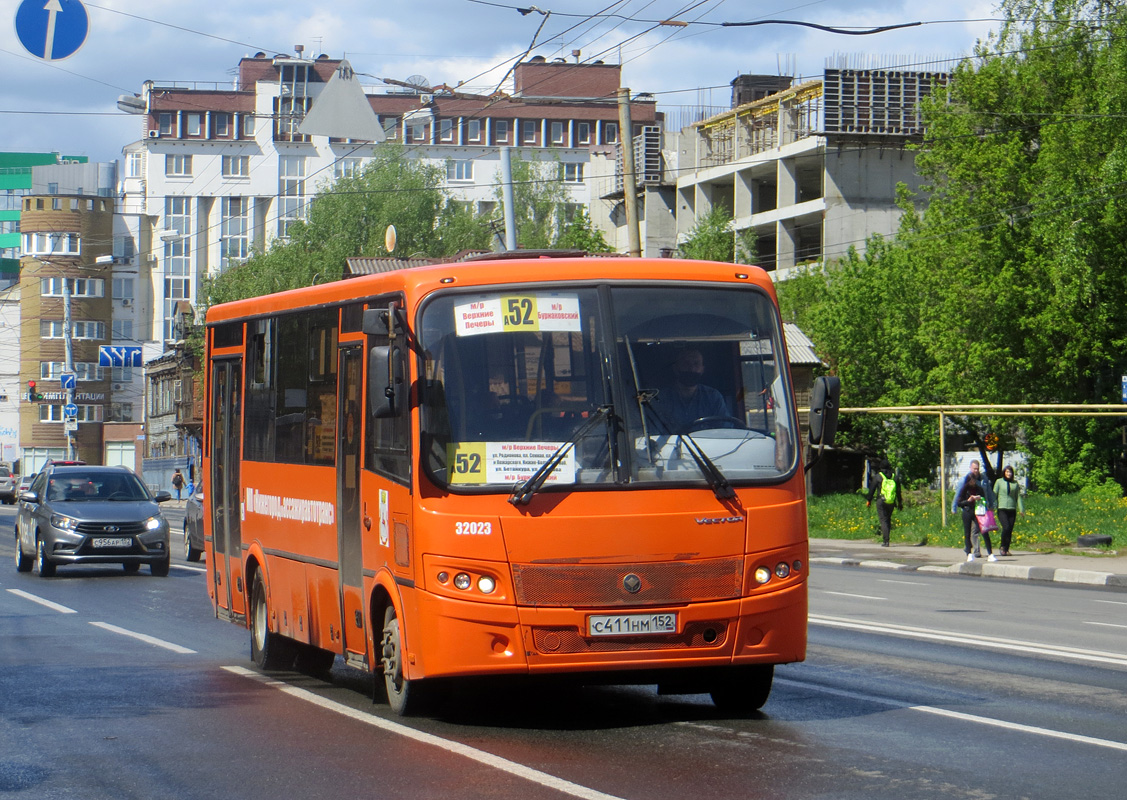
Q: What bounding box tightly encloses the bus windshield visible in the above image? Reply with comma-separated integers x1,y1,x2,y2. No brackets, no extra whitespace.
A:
419,284,795,491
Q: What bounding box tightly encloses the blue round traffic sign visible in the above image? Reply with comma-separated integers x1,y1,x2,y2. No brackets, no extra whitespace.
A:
63,403,79,418
15,0,89,62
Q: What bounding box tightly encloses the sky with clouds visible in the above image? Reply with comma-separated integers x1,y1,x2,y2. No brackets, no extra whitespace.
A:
1,0,1002,165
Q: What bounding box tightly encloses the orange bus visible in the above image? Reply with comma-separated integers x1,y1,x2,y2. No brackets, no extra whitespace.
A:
202,253,839,714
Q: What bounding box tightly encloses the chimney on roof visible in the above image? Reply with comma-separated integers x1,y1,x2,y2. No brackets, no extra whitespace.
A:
295,44,304,58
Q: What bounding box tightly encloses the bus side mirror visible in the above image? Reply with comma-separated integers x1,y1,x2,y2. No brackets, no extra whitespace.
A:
808,376,841,448
369,345,403,419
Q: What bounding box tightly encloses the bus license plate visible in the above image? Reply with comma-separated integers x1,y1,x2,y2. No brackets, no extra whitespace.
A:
92,537,131,548
588,613,677,637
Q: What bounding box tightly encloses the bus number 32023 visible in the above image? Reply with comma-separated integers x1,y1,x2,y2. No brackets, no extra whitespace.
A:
455,521,492,535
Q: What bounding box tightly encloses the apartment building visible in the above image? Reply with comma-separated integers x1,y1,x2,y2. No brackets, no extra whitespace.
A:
119,51,661,348
595,69,948,274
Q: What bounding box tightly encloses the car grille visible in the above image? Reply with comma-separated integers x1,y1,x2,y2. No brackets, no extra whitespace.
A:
511,557,744,608
75,521,148,535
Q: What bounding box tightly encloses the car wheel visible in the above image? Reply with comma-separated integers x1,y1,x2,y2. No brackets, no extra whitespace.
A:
381,604,427,716
250,571,295,670
15,533,33,573
151,556,171,577
183,523,202,562
709,664,774,713
35,538,56,578
122,562,141,574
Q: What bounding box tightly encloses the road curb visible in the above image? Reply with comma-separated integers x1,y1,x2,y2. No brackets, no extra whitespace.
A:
812,556,1127,587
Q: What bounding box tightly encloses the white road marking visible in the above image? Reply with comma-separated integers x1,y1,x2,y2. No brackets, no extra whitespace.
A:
877,579,930,586
776,678,1127,753
175,564,207,574
223,665,626,800
1093,599,1127,606
1084,621,1127,630
6,588,77,614
810,615,1127,668
89,621,197,654
822,590,887,601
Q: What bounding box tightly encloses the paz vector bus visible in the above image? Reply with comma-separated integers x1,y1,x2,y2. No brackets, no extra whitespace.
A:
201,252,840,714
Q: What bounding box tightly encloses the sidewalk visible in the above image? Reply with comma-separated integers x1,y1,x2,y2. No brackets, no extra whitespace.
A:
810,538,1127,588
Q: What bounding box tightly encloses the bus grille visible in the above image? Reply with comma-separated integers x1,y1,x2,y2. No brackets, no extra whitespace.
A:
531,621,729,654
512,558,743,608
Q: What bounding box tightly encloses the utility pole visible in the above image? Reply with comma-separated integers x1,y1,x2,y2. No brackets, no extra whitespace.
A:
61,267,76,460
617,87,642,257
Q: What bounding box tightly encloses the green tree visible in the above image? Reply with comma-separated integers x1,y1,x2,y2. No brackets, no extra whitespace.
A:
779,0,1127,490
494,157,569,249
678,206,757,263
555,207,613,252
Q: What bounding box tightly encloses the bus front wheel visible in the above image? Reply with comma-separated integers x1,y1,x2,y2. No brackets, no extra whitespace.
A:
251,572,295,670
381,605,423,716
709,664,774,713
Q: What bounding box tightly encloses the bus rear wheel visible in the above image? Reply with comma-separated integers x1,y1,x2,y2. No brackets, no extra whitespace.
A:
251,572,295,670
381,605,424,716
709,664,774,713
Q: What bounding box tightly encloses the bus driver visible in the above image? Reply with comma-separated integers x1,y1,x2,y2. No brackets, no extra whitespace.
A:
652,348,729,432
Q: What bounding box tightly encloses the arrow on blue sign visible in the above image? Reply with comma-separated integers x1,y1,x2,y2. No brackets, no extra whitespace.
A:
15,0,89,62
99,345,142,368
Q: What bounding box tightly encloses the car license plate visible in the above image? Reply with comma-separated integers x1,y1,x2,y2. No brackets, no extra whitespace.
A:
588,613,677,637
92,537,131,548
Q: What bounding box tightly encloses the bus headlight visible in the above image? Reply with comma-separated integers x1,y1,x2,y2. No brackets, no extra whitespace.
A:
775,562,791,579
477,575,496,594
754,566,772,585
453,572,472,590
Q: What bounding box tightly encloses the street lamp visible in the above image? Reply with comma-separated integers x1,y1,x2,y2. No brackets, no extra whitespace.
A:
38,253,113,460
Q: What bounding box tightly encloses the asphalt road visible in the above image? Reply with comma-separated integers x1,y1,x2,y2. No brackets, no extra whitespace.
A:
2,503,1125,799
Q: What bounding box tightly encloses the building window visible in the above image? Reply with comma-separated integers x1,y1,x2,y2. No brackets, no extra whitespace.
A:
109,403,135,423
467,119,481,142
40,277,104,298
380,116,398,139
577,122,591,145
407,121,426,143
561,162,584,183
603,122,619,144
243,114,255,137
111,366,134,382
221,196,250,268
439,118,454,142
112,320,134,340
114,235,135,261
40,404,103,423
24,232,80,255
522,120,537,144
278,155,306,237
222,155,249,177
494,120,509,143
159,113,174,136
446,160,474,182
113,277,134,301
186,114,202,136
334,158,363,180
41,320,105,340
165,154,192,176
551,121,565,146
163,278,190,340
126,152,144,178
41,362,103,381
214,113,230,137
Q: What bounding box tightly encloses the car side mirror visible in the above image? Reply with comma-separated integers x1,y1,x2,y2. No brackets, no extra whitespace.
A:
154,490,173,503
19,490,38,504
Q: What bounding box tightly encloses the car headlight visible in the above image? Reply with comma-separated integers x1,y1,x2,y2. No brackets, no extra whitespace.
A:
143,516,164,531
50,514,79,531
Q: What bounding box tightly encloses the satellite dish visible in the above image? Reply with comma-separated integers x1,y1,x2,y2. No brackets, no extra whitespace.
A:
404,74,430,92
385,225,397,253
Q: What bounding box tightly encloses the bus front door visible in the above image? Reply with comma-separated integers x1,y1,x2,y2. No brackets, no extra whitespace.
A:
210,358,244,622
337,346,367,663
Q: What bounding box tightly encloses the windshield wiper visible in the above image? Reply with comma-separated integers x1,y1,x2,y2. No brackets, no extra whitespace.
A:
637,391,735,501
509,405,613,506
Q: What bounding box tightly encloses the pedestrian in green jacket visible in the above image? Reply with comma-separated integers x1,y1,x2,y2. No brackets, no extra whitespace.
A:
992,465,1024,556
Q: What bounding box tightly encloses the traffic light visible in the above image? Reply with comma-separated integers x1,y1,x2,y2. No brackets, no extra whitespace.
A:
27,380,43,402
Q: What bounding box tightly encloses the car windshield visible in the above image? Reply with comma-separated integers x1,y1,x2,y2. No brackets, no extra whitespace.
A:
47,473,150,502
419,284,796,492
